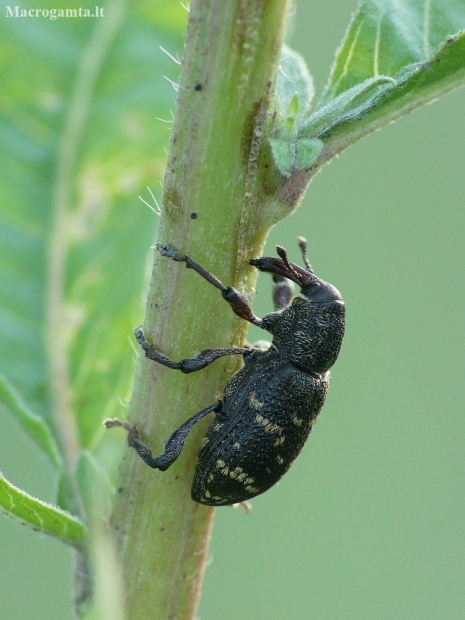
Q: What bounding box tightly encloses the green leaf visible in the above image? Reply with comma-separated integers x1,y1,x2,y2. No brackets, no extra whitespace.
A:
321,0,465,102
300,75,397,138
0,373,63,469
269,136,323,177
272,3,465,181
0,472,86,548
270,45,318,175
0,0,185,469
276,44,315,118
303,31,465,154
289,2,465,171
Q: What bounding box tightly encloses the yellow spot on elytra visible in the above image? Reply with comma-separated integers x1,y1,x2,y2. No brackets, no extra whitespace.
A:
249,391,264,409
214,460,231,476
229,466,243,479
245,485,259,494
212,496,226,503
292,416,303,427
264,422,282,434
255,414,282,434
274,436,285,446
276,455,284,465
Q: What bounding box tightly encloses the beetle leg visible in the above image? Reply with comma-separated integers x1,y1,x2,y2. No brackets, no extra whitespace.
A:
135,327,251,373
272,275,294,311
105,401,221,470
221,286,263,327
156,243,263,327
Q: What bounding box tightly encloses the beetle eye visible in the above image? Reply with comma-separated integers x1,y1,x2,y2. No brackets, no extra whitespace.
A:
305,281,321,293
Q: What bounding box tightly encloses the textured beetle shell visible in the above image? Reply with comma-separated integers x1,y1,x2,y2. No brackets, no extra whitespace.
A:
262,295,345,374
192,348,330,505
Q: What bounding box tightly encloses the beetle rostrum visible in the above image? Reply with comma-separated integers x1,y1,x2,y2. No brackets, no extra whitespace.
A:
106,238,345,506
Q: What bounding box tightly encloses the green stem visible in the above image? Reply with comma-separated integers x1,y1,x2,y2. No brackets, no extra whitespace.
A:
111,1,290,617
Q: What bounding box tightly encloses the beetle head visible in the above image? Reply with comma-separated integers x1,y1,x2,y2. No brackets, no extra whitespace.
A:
250,244,343,304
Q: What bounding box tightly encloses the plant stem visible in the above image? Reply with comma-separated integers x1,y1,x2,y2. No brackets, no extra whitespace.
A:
110,0,290,617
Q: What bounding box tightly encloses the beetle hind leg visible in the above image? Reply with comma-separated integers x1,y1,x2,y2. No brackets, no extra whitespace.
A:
105,401,221,471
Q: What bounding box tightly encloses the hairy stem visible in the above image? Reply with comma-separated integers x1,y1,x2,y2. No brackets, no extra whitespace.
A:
110,1,291,618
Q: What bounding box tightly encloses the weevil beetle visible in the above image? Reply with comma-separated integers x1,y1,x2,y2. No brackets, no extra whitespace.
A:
106,238,345,506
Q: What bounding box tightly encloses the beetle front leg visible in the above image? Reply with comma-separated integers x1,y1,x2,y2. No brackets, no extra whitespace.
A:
105,401,222,471
156,243,263,327
134,327,250,373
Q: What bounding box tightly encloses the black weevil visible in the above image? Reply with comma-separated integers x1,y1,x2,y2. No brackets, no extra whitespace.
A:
106,239,345,505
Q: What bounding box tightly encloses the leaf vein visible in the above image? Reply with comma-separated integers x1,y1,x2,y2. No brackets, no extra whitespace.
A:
331,19,365,97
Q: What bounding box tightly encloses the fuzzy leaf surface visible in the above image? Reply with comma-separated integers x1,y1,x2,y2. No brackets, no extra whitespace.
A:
298,1,465,166
0,472,86,548
322,0,465,102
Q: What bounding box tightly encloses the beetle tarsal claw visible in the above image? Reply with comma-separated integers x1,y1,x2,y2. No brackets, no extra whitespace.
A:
155,242,184,261
104,418,134,433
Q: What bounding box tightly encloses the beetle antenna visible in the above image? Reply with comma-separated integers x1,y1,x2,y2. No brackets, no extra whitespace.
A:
297,237,313,272
276,245,300,280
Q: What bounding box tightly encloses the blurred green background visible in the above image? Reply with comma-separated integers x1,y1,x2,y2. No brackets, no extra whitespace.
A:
1,1,464,619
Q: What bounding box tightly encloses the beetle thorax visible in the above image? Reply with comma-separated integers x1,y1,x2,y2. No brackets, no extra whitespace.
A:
264,295,345,374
